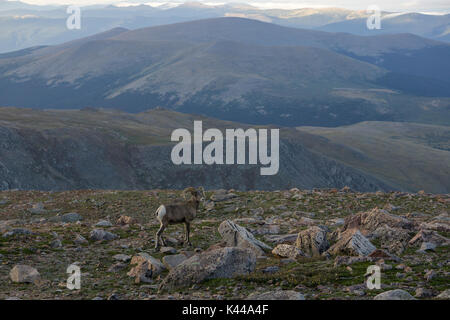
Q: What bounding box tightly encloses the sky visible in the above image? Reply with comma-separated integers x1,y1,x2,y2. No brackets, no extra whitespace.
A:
12,0,450,13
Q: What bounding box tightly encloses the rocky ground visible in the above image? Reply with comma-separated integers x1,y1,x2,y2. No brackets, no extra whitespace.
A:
0,188,448,300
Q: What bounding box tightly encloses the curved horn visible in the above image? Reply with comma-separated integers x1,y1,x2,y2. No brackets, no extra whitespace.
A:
198,186,206,199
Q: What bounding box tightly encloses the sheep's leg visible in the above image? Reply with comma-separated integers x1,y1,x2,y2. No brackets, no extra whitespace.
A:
185,222,192,246
155,224,166,250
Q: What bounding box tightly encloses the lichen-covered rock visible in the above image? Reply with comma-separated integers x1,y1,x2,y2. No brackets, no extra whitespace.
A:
159,247,256,291
218,220,271,256
247,290,305,300
327,229,376,257
127,253,165,283
272,244,305,259
296,226,329,256
10,265,40,283
342,208,413,234
374,289,415,300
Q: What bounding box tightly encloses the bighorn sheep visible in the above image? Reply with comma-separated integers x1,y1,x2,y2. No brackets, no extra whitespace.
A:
154,187,206,249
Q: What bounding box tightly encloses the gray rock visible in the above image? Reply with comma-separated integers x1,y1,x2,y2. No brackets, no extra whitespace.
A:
95,220,112,227
107,263,127,273
74,234,88,244
113,254,131,262
160,246,177,254
418,242,437,252
61,212,83,223
159,247,256,291
218,220,271,256
247,290,305,300
327,229,376,257
262,266,280,274
374,289,415,300
272,244,305,259
28,202,46,214
162,254,188,270
50,239,62,248
89,229,118,241
3,228,32,237
10,265,40,283
264,233,298,244
436,289,450,299
211,190,237,202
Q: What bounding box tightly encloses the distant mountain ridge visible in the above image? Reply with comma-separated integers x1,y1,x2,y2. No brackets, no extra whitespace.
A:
0,1,449,53
0,107,391,192
0,18,449,127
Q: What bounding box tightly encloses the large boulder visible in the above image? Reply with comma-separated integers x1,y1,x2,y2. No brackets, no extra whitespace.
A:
296,226,329,256
327,229,376,257
159,247,256,291
272,244,305,259
368,225,411,255
374,289,415,300
247,290,305,300
342,208,413,234
218,220,271,256
10,265,40,283
162,254,188,270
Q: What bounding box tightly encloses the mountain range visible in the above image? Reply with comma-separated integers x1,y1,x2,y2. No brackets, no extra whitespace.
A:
0,17,449,127
0,1,449,54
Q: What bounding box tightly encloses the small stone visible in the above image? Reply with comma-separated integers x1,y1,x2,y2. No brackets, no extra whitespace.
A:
247,290,305,300
29,202,45,214
160,246,177,254
89,229,118,241
10,265,40,283
74,234,88,244
107,263,127,273
61,213,83,223
95,220,112,227
113,254,131,262
50,239,62,248
262,266,280,274
374,289,415,300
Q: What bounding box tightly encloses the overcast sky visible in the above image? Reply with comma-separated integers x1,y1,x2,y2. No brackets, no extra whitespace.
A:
16,0,450,13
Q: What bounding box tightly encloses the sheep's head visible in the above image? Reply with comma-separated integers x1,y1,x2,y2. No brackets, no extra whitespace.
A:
183,187,206,202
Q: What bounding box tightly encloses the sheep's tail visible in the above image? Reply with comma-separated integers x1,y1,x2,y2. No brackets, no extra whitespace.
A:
155,205,166,221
